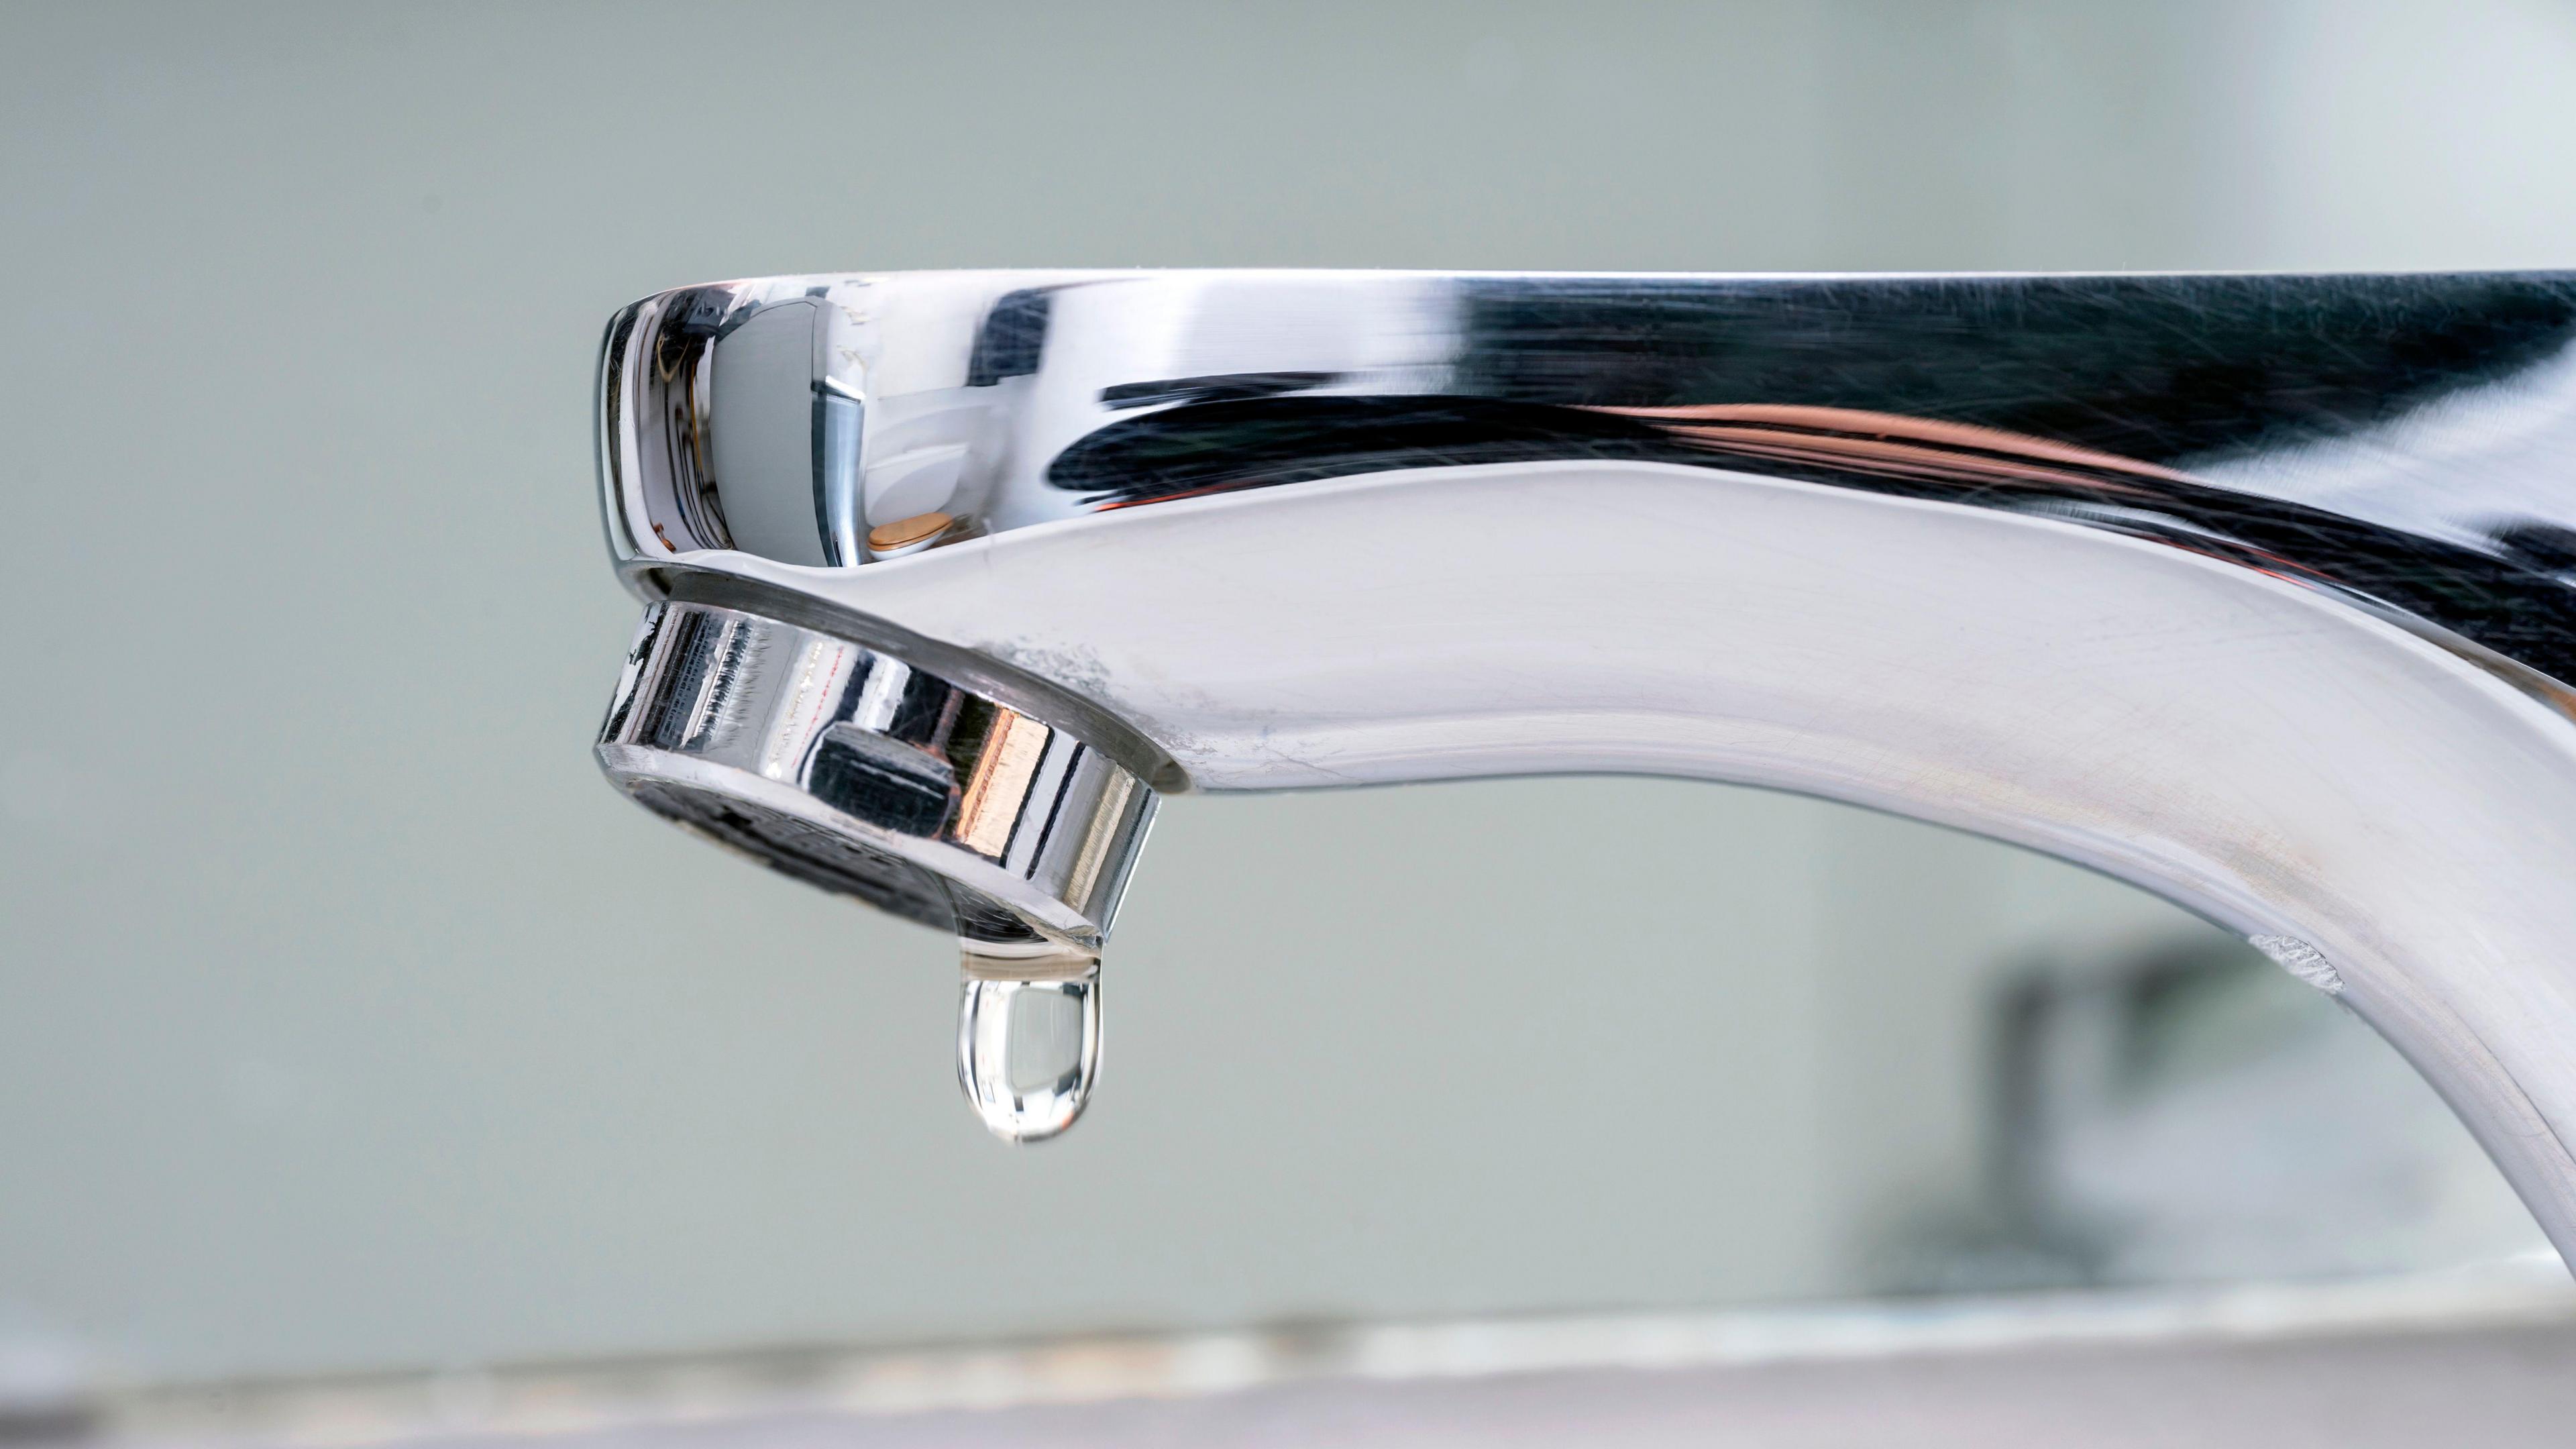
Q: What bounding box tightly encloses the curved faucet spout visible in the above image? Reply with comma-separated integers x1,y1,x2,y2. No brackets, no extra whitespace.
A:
593,270,2576,1256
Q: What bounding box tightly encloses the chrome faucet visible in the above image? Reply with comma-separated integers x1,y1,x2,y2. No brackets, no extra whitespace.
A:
591,270,2576,1267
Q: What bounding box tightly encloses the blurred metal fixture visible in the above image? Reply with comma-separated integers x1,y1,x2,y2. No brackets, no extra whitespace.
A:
592,270,2576,1232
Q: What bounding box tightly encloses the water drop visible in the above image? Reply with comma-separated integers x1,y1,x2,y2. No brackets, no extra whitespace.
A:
957,941,1101,1142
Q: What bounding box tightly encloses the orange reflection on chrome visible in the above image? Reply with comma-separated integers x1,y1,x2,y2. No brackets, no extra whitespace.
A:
1593,403,2195,496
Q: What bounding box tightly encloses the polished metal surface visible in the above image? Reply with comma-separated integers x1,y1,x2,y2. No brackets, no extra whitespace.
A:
599,270,2576,686
597,598,1151,1139
599,600,1154,953
592,272,2576,1244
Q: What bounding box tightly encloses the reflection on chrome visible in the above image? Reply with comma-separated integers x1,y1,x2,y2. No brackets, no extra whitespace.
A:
592,269,2576,1264
596,600,1150,1139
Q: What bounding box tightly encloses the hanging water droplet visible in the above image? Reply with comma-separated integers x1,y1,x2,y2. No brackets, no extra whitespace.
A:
956,941,1101,1143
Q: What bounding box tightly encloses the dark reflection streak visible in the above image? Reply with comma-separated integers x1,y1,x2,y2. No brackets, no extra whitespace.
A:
1099,371,1343,410
1448,274,2576,458
1047,394,2576,685
965,288,1055,387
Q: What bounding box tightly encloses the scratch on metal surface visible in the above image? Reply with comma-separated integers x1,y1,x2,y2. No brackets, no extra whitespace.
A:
2250,934,2346,995
987,641,1119,701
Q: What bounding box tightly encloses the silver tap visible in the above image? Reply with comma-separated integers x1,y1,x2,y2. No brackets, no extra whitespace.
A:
590,270,2576,1267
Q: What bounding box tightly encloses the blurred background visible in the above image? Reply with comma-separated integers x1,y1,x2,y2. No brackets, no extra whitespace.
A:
5,0,2575,1433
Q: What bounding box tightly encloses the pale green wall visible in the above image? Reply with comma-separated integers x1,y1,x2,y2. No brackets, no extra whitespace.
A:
1,0,2568,1383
